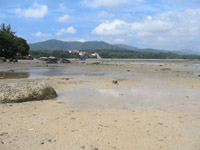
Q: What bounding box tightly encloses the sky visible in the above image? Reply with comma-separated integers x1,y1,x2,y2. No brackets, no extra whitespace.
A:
0,0,200,51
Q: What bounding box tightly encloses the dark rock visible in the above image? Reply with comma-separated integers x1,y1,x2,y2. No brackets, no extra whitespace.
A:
8,58,18,62
91,62,100,65
8,69,14,72
46,60,57,64
60,58,71,63
0,57,6,62
112,80,118,84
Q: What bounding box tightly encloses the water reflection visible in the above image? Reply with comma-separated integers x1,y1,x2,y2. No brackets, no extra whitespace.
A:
57,86,200,112
0,67,133,79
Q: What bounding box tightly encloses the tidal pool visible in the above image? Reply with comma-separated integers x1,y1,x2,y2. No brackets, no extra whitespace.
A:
57,85,200,112
0,67,133,79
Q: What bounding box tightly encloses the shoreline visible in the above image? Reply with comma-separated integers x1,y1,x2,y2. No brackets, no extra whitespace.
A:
0,59,200,150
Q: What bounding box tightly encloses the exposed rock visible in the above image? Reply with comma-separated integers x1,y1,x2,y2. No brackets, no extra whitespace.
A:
91,62,100,65
0,80,57,103
8,58,18,63
0,57,6,62
46,60,58,64
60,58,71,63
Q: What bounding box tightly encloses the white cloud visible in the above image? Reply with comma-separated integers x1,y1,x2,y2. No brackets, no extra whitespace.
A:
58,14,70,22
92,8,200,49
15,2,48,18
83,0,130,8
56,26,77,36
92,19,131,35
33,32,52,37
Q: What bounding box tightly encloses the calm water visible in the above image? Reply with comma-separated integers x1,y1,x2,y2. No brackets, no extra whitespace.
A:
57,85,200,111
0,67,133,79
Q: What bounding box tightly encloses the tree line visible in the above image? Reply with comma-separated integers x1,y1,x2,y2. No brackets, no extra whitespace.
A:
0,23,29,58
30,49,200,59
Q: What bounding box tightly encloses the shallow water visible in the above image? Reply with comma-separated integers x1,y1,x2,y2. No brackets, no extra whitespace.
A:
1,67,133,79
57,85,200,112
194,72,200,77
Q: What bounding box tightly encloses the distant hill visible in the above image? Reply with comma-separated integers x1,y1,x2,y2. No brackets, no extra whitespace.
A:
114,44,140,51
114,44,168,53
29,39,200,55
29,39,122,50
173,49,200,55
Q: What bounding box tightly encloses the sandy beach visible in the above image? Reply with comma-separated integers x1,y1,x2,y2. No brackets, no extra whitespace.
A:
0,59,200,150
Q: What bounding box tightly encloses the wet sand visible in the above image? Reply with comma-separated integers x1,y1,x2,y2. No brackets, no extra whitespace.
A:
0,59,200,150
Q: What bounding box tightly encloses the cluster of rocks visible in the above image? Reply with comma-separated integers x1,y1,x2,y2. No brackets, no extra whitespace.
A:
0,57,18,63
0,80,57,103
39,57,71,64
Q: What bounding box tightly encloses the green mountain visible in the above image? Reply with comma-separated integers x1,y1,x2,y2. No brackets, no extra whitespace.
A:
29,39,200,55
114,44,168,53
29,39,122,50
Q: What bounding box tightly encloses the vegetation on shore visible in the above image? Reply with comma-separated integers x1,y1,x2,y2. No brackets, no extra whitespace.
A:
30,49,200,59
0,23,29,58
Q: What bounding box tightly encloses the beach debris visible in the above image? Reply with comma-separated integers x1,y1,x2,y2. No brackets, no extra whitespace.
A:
160,68,171,71
28,128,34,131
90,145,99,150
61,78,70,80
80,146,85,149
112,80,118,85
56,101,66,104
0,132,8,136
40,139,53,145
91,62,100,65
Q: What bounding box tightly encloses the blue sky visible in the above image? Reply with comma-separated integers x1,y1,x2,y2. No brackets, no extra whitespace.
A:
0,0,200,51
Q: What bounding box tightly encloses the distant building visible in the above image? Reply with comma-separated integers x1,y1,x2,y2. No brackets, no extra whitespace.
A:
91,53,99,56
69,50,79,53
91,52,101,59
79,51,86,56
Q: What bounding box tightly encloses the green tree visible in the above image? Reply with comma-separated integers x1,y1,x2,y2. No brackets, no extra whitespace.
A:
0,23,29,58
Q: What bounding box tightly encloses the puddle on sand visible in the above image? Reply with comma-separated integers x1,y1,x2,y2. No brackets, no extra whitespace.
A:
0,67,133,79
57,85,200,112
194,72,200,77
